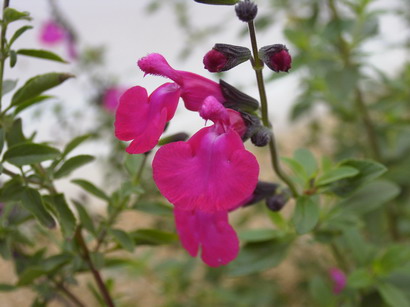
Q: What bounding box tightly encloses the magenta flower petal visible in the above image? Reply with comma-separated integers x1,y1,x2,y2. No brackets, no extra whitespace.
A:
115,83,181,154
175,208,239,267
40,20,65,45
138,53,225,111
153,126,259,212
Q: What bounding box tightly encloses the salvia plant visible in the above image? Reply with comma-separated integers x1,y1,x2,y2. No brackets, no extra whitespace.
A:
1,0,410,306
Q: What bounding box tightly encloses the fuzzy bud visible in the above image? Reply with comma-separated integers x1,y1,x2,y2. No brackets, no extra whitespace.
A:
259,44,292,72
243,181,279,207
250,126,271,147
204,44,251,73
235,0,258,22
266,191,290,212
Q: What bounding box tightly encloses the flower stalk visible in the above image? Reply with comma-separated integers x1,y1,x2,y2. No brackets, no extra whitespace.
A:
247,20,299,198
0,0,11,111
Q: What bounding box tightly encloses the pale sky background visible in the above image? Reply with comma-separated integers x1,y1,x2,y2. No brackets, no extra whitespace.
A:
2,0,408,197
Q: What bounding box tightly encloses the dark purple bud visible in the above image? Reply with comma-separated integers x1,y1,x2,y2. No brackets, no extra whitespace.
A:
204,44,251,73
259,44,292,72
243,181,279,206
266,191,290,212
250,126,271,147
235,0,258,22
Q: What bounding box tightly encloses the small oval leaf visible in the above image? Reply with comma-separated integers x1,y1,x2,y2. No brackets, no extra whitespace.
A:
11,72,74,106
20,188,56,228
4,143,60,166
54,155,95,179
17,49,67,63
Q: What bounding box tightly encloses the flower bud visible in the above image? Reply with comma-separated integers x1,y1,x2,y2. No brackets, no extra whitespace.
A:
235,0,258,22
243,181,279,206
259,44,292,72
266,191,290,212
204,44,251,73
250,126,271,147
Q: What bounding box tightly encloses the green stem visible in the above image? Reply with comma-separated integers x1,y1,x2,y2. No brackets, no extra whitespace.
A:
0,0,11,111
52,278,86,307
247,20,299,197
75,228,115,307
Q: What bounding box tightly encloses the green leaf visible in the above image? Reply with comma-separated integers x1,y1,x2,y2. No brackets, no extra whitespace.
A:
124,154,145,176
4,143,60,166
377,282,410,307
17,267,46,286
3,8,31,24
228,239,290,276
9,50,17,67
194,0,239,5
0,178,24,202
348,268,374,289
20,188,56,228
338,180,400,216
374,245,410,276
71,179,109,201
331,159,387,197
109,229,135,252
2,79,18,96
293,196,320,234
134,200,173,216
43,194,77,238
14,95,53,115
294,148,317,178
131,229,178,245
54,155,95,179
281,157,307,181
5,118,25,147
238,229,281,243
11,72,74,106
62,134,93,157
316,166,359,186
17,49,67,63
73,201,96,236
8,25,33,47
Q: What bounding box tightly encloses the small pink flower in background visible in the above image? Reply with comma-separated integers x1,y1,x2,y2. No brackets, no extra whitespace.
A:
329,267,347,294
102,86,126,113
138,53,225,111
39,20,78,60
40,20,65,45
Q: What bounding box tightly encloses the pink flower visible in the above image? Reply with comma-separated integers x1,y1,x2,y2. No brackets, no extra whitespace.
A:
329,267,347,294
115,83,181,154
174,208,239,267
138,53,225,111
40,20,65,45
152,96,259,213
102,86,126,113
